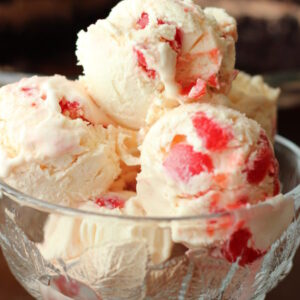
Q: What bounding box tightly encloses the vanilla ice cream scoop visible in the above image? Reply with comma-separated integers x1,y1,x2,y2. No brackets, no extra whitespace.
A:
77,0,237,129
0,75,120,205
38,191,173,265
137,103,279,217
228,71,280,141
137,103,285,264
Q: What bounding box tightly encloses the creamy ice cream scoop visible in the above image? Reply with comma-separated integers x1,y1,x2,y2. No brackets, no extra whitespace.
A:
0,75,120,205
77,0,237,129
228,71,280,141
137,103,279,217
136,103,285,263
38,191,173,265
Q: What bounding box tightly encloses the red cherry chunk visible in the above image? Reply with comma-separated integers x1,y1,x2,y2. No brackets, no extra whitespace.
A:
179,78,207,99
192,112,233,151
20,86,37,96
21,87,33,93
221,228,265,266
188,78,207,99
245,132,277,185
163,143,213,182
157,19,165,25
95,195,125,210
157,19,182,53
169,28,182,53
207,74,220,89
137,12,149,29
134,48,157,79
59,97,86,121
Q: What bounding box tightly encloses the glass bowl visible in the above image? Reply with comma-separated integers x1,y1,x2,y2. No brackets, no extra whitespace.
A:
0,135,299,300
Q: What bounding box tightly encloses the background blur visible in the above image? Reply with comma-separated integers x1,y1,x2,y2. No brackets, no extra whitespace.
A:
0,0,300,299
1,0,300,75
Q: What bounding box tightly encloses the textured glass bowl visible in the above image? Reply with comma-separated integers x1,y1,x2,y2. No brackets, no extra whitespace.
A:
0,135,299,300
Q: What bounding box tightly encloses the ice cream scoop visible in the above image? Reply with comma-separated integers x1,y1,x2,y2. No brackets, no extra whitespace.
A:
77,0,237,129
0,75,120,205
137,103,279,217
136,103,285,263
228,71,280,141
38,191,173,265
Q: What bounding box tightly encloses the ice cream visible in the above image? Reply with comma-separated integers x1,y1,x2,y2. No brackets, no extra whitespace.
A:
228,71,280,141
137,103,279,217
38,190,174,299
171,193,293,264
0,1,292,298
110,127,141,191
77,0,237,130
204,7,238,84
109,163,140,192
38,191,173,265
0,75,120,205
204,7,238,42
136,103,286,263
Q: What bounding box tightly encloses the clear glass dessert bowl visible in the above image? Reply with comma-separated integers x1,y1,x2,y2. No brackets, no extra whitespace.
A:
0,135,299,300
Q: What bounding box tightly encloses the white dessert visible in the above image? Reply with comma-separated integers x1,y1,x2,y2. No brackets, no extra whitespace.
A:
228,71,280,141
0,75,120,205
77,0,237,129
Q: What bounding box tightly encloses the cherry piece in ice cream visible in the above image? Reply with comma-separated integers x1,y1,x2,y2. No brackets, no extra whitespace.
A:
207,74,220,89
134,48,157,79
187,79,207,99
59,97,86,121
245,132,278,185
95,195,125,210
158,19,183,53
192,112,233,151
163,143,214,182
137,12,149,29
20,86,37,96
171,28,183,53
221,228,265,266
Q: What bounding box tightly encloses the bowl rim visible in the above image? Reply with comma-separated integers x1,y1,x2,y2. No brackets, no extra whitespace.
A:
0,135,299,222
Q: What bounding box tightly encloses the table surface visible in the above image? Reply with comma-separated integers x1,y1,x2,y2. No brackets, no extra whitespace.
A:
0,85,299,300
